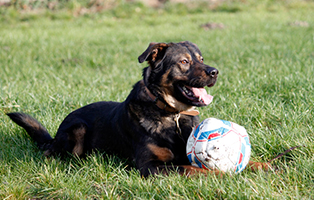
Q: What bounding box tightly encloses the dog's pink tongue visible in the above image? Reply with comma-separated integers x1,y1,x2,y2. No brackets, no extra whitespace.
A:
191,87,213,105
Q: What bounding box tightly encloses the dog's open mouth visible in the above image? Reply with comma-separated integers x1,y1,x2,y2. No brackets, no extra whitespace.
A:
178,85,213,106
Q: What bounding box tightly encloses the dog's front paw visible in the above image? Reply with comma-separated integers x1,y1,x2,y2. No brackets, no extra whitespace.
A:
247,161,272,172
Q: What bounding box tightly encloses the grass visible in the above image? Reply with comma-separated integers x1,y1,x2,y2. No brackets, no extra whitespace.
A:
1,1,314,199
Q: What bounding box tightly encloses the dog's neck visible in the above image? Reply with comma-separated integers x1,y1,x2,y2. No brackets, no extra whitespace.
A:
141,80,199,116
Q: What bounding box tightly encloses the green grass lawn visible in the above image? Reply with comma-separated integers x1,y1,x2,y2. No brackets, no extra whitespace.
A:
1,1,314,199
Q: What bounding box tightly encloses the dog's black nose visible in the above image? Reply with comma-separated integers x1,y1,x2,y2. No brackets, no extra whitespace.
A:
206,68,219,78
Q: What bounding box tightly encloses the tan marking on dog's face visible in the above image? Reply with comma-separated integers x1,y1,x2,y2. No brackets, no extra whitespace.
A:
147,143,174,162
162,92,194,111
194,52,204,63
178,53,192,72
159,67,194,111
71,126,86,156
144,41,217,110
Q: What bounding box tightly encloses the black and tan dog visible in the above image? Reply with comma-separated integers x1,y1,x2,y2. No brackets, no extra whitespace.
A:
7,41,267,177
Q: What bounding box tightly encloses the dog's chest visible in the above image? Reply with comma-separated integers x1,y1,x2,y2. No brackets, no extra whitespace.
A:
139,114,194,142
140,115,174,134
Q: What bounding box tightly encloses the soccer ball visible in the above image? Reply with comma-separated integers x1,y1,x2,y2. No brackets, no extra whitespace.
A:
186,118,251,173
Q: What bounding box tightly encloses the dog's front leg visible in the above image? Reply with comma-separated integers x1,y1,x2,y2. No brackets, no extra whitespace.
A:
135,143,174,177
135,143,223,177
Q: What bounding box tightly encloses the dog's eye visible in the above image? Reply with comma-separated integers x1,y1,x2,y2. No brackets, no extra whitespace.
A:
180,59,189,65
200,57,204,63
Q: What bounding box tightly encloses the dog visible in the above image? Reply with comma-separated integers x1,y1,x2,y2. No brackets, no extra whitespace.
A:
7,41,268,177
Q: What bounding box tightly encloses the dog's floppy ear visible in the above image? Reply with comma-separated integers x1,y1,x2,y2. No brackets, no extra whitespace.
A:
138,42,170,64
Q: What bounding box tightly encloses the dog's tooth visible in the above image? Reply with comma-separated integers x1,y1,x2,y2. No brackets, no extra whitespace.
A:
198,96,202,101
183,86,188,93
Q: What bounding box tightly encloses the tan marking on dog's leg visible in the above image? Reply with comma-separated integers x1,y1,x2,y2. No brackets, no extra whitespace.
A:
178,165,224,177
71,126,86,156
147,143,174,162
158,165,224,177
247,161,271,171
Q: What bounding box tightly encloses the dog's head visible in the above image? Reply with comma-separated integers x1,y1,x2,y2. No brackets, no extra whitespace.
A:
138,41,218,111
